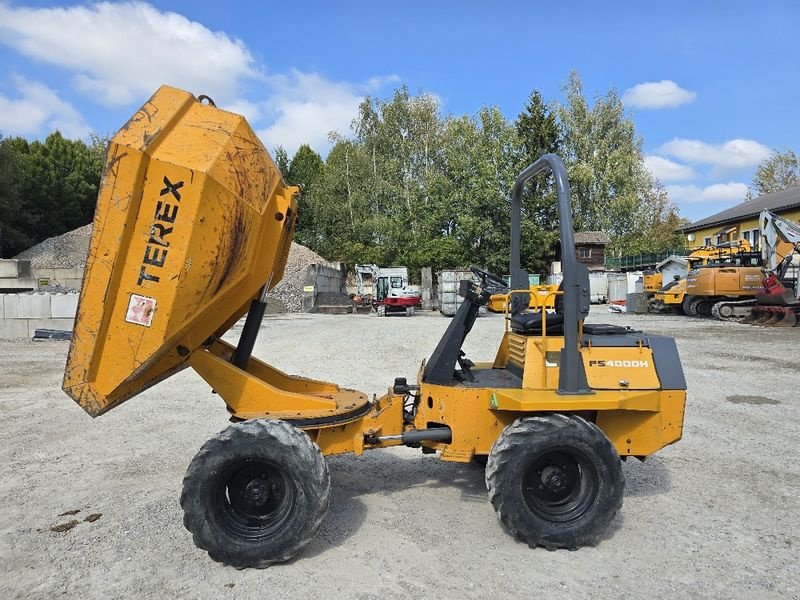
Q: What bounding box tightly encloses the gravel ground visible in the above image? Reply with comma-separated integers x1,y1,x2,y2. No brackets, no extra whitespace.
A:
1,308,798,599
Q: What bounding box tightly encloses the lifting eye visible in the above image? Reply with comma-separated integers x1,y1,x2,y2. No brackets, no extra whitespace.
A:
427,396,434,409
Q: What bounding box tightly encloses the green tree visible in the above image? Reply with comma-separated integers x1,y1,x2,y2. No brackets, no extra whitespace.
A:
452,106,519,273
0,136,35,256
352,86,446,271
629,181,689,254
748,148,800,198
0,132,101,257
285,144,324,245
558,71,654,256
305,138,375,263
273,145,290,181
299,79,685,275
514,90,562,274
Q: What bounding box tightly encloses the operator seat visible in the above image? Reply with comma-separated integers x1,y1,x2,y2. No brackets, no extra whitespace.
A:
509,312,564,334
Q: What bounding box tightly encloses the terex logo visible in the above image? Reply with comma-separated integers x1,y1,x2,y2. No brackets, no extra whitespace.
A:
589,360,649,368
137,176,184,286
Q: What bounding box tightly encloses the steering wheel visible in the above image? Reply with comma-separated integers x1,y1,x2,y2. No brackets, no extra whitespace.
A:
470,266,508,292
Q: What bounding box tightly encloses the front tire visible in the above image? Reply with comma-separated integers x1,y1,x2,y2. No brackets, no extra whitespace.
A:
181,419,330,568
486,414,624,550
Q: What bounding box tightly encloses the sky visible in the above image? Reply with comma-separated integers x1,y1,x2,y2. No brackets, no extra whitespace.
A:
0,1,798,223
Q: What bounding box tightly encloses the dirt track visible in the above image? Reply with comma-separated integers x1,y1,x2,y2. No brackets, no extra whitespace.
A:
1,309,798,599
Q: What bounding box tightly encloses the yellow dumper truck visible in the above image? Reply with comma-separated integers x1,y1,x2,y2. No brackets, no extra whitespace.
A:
64,86,687,567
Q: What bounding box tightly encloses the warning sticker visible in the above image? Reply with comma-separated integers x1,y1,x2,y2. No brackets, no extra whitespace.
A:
125,294,157,327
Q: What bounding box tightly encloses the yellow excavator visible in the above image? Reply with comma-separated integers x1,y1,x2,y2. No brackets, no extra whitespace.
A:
63,86,687,568
651,241,754,314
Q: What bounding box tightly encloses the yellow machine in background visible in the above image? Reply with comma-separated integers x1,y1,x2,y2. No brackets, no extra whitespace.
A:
643,270,662,295
684,259,763,316
487,283,558,312
652,242,753,314
64,86,687,568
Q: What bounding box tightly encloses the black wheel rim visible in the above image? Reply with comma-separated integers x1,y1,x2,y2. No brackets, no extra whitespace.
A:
214,458,296,541
521,448,598,523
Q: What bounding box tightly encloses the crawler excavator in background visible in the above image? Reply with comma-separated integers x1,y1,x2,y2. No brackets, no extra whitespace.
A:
651,241,753,314
62,86,687,568
681,247,763,317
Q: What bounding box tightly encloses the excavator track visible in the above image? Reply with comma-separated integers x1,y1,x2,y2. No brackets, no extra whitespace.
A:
711,299,756,321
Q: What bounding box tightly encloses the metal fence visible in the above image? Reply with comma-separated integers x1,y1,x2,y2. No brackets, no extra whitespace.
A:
605,249,686,271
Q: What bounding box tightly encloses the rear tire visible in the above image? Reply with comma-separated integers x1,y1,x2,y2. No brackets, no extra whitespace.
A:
486,414,623,550
181,419,330,568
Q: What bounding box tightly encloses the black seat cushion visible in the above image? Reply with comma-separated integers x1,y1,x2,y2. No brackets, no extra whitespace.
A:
582,323,631,335
510,312,564,334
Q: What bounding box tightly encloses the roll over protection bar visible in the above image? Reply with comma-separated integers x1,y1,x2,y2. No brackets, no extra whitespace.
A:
510,154,591,395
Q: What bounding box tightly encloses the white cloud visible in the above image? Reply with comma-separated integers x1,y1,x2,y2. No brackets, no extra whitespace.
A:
644,155,696,182
225,99,263,124
0,75,89,138
0,2,258,106
658,138,770,173
0,2,400,155
623,80,696,109
665,182,749,204
255,71,400,156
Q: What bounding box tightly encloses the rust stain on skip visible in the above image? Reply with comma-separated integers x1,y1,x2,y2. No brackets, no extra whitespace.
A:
212,206,248,295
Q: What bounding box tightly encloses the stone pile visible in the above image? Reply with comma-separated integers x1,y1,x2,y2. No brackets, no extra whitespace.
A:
15,224,92,269
267,242,335,313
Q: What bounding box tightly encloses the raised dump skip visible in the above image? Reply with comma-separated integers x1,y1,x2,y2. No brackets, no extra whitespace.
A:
63,86,298,416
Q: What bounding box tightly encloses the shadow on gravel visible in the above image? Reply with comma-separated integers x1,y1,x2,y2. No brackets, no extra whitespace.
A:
303,450,667,559
622,455,672,497
300,451,486,559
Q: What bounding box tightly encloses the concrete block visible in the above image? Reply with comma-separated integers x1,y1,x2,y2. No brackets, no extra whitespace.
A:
0,318,29,338
63,279,83,290
17,294,51,319
51,294,79,318
0,260,19,278
32,268,57,283
3,294,20,319
54,268,80,282
26,318,74,337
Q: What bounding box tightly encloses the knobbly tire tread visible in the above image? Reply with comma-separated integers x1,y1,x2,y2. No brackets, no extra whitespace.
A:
181,419,330,568
485,414,624,550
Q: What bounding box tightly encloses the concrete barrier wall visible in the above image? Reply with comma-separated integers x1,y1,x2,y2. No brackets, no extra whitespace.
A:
0,259,36,291
302,263,346,311
31,266,85,290
0,293,78,338
0,260,84,291
438,270,486,317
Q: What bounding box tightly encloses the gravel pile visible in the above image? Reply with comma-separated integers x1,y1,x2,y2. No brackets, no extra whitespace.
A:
14,224,333,314
14,224,92,268
268,242,335,313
